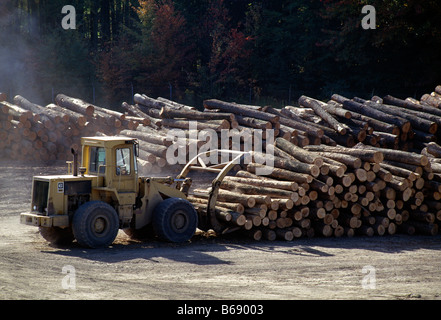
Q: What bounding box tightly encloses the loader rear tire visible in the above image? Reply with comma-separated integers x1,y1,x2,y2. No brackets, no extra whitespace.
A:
72,201,119,248
153,198,197,243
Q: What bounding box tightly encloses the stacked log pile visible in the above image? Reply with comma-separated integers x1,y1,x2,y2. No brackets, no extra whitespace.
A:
187,138,440,240
2,85,441,240
184,87,441,240
0,94,141,162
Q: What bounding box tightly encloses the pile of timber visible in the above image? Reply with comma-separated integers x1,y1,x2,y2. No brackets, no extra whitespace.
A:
2,84,441,240
276,92,441,151
187,138,440,240
181,86,441,240
0,94,172,174
0,94,130,162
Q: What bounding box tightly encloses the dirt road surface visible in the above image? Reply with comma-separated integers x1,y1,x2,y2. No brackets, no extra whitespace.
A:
1,162,441,300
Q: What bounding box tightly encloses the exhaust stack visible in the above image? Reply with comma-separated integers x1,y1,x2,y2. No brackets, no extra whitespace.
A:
71,148,78,177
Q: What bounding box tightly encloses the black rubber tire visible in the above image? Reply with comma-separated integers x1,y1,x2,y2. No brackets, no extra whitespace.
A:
72,201,119,248
153,198,197,243
39,226,74,246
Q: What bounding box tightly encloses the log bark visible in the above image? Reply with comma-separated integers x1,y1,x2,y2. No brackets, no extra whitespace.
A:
384,94,441,118
252,152,320,177
298,95,349,134
264,106,324,138
247,163,313,183
161,118,228,132
55,94,94,117
421,93,441,108
304,144,384,163
46,103,87,127
365,101,438,134
353,144,428,166
274,137,323,167
157,97,196,111
119,129,172,147
137,140,168,158
306,150,361,169
223,176,298,191
331,94,411,133
220,179,299,201
160,105,234,122
204,99,279,124
133,94,167,110
1,101,33,123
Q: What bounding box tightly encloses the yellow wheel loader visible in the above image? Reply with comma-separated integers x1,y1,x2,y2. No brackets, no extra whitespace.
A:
20,136,246,248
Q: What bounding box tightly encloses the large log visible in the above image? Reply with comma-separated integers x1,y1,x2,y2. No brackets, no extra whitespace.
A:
46,103,87,127
298,95,349,134
384,94,441,118
353,144,428,167
204,99,279,124
252,152,320,177
119,129,172,147
247,163,313,183
156,97,197,111
133,94,166,110
0,101,33,123
161,118,229,132
55,94,94,117
137,140,168,158
13,95,68,126
331,94,411,133
365,101,438,134
304,144,384,163
274,137,323,167
220,179,299,201
307,151,361,169
264,106,324,138
160,105,235,122
421,93,441,108
13,95,56,130
223,175,298,191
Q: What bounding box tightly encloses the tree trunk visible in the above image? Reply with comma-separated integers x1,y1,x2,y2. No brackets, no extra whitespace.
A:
298,95,349,134
332,94,411,133
55,94,94,117
274,137,324,167
204,99,279,124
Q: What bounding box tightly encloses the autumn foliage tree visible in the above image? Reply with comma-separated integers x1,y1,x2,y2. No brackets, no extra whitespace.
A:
198,0,253,99
4,1,441,107
136,0,194,91
317,0,441,97
98,0,194,102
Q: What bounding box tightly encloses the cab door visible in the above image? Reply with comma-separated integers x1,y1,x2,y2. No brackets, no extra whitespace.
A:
113,144,138,195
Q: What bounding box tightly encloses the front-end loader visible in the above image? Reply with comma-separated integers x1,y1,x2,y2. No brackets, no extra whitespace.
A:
20,136,246,248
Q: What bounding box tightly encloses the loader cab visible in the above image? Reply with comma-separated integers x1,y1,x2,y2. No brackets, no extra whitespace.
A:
81,136,139,194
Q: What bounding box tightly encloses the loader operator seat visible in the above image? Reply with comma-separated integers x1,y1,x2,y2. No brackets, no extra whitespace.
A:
116,147,131,176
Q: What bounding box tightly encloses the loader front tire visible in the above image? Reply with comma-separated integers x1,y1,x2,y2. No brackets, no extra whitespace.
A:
72,201,119,248
153,198,197,243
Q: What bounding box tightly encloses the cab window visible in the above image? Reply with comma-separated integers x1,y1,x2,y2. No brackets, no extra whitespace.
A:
116,148,131,175
89,147,106,174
